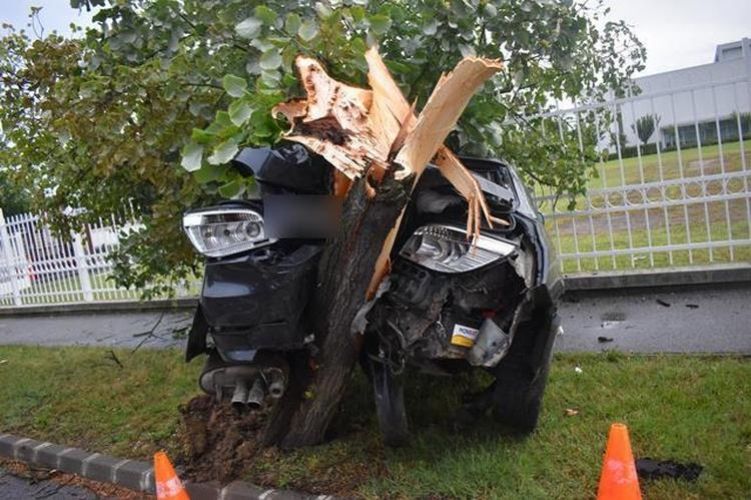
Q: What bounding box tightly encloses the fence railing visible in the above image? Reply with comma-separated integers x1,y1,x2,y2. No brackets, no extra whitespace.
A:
0,208,147,306
531,74,751,274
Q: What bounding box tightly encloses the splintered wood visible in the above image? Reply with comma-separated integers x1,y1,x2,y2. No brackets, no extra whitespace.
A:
273,48,502,296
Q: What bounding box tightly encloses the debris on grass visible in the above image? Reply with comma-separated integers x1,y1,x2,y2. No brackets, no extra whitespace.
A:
636,458,703,482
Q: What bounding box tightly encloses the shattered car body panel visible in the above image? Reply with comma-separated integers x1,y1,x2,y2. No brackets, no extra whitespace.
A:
184,145,563,441
364,157,562,376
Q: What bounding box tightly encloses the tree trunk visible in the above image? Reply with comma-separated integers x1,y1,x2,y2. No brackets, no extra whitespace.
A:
262,174,411,448
261,48,500,449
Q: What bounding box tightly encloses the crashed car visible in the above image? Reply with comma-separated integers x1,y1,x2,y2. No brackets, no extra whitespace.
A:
183,144,563,445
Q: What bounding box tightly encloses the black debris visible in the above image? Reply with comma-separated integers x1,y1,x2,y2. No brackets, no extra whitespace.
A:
685,303,699,309
636,458,703,482
597,336,614,343
656,299,671,307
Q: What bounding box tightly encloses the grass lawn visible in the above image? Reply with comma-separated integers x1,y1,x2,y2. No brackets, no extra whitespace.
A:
537,140,751,273
0,345,749,498
588,141,751,190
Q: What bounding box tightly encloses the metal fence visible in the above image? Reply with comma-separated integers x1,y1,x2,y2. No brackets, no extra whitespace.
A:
532,75,751,274
0,208,144,306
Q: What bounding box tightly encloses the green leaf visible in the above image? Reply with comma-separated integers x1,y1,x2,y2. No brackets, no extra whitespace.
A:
298,19,319,42
193,164,226,184
228,100,253,127
222,74,247,98
218,179,245,198
285,13,301,34
369,14,391,35
259,48,282,70
208,140,239,165
191,127,214,144
180,142,203,172
235,17,262,39
254,5,276,25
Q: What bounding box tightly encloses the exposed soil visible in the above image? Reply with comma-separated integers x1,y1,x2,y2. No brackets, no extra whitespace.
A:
177,386,388,496
178,395,268,484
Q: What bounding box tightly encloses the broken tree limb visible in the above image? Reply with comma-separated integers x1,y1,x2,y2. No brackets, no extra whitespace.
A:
364,48,498,232
363,47,503,297
273,55,400,181
394,56,502,177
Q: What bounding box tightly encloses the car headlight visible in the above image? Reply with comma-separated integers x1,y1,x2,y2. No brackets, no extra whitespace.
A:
182,207,275,258
399,224,517,273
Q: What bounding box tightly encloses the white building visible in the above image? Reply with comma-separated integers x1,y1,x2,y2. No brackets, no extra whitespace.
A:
617,38,751,149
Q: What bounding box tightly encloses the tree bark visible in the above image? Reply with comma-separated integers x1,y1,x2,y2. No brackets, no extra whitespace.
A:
262,174,411,448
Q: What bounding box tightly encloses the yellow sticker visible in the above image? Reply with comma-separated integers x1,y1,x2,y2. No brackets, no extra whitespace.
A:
450,323,479,347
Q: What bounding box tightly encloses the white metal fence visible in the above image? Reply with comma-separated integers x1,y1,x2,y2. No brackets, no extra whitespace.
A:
532,75,751,274
0,208,144,306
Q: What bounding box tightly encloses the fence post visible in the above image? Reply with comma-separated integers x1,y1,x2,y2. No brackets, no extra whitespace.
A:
0,209,22,306
72,232,94,302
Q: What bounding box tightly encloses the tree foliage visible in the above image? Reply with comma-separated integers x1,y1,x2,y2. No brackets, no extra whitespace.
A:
0,0,645,290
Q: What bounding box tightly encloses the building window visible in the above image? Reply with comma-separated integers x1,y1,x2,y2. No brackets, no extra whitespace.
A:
721,46,742,60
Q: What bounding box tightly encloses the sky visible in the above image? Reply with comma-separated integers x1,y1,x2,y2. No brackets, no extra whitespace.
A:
0,0,750,77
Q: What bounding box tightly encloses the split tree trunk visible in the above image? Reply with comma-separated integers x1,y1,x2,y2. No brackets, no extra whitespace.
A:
260,48,501,449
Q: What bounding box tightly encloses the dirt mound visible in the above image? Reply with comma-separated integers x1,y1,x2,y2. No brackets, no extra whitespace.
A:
179,394,268,483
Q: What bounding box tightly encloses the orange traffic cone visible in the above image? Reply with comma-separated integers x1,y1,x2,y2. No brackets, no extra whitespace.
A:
154,451,190,500
597,423,642,500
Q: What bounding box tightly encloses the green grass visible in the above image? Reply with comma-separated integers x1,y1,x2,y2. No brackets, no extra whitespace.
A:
1,345,749,498
540,140,751,273
589,141,751,190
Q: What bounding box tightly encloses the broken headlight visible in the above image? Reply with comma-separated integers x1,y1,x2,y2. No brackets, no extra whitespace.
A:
399,224,517,273
183,207,275,258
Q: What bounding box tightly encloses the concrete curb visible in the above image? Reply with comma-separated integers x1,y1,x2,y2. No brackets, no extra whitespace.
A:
563,263,751,291
0,298,198,316
0,433,316,499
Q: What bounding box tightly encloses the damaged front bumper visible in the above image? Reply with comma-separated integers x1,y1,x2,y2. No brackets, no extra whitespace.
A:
366,235,557,372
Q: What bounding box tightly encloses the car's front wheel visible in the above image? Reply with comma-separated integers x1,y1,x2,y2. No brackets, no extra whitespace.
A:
491,354,551,432
490,317,557,433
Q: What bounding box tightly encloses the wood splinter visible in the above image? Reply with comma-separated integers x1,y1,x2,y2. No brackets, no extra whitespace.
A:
272,47,503,297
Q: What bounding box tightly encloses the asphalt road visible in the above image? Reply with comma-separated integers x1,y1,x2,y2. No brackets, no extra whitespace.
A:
0,283,749,353
0,310,191,350
0,467,96,499
556,282,751,354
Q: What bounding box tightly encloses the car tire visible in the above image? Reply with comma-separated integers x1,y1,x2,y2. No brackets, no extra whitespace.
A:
491,331,554,433
368,358,409,447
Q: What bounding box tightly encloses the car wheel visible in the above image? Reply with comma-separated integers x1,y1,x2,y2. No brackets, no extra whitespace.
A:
368,358,409,447
491,332,554,433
